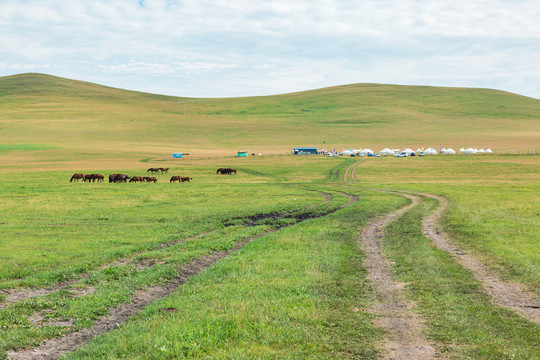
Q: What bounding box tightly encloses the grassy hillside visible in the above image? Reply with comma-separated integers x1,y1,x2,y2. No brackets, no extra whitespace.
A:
0,73,539,170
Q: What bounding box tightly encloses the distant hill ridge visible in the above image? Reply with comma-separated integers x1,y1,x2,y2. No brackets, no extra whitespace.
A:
0,73,539,157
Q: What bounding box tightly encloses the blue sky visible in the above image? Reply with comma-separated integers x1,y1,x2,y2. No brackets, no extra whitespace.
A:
1,0,539,98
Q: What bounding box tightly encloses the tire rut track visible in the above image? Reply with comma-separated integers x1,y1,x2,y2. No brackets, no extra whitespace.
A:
360,191,437,359
412,191,540,323
343,161,362,183
7,192,357,360
0,231,216,309
1,193,334,310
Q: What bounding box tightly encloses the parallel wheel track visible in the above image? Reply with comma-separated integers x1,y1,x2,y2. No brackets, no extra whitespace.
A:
7,192,357,360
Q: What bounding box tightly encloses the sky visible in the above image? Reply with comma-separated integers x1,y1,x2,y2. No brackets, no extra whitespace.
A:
1,0,539,98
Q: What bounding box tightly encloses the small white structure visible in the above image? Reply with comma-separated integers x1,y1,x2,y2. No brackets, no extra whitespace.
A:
360,148,374,155
403,148,415,155
444,148,456,154
424,148,438,155
464,148,477,154
379,148,394,155
341,150,354,156
478,148,486,154
485,148,493,153
459,148,465,152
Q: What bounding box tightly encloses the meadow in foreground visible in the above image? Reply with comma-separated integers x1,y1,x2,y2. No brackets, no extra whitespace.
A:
0,154,538,359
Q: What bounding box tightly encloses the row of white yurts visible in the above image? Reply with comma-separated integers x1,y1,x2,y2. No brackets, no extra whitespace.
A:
340,147,494,156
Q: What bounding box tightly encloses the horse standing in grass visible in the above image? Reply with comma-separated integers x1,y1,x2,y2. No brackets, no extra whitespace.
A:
218,168,237,175
70,173,85,182
109,174,130,183
129,176,144,183
85,174,104,182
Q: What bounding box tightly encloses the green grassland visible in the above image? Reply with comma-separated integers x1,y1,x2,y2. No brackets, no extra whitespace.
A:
0,74,538,358
0,73,538,171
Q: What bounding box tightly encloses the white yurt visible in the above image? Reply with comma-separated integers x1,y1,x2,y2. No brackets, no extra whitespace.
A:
459,148,465,152
341,150,354,156
360,148,374,155
444,148,456,154
478,148,486,154
464,148,477,154
424,147,438,155
404,148,415,154
485,148,493,153
379,148,394,155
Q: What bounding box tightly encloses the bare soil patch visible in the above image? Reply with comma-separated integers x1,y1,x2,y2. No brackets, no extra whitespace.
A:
360,192,437,359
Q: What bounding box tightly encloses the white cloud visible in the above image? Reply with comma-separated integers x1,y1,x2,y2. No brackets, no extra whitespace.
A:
99,61,239,74
0,0,539,98
0,62,49,71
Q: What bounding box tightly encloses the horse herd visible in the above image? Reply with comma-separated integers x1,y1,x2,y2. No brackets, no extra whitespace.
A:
216,167,237,175
70,167,237,183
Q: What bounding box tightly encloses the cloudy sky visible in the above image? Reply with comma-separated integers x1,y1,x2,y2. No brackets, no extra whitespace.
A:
1,0,539,98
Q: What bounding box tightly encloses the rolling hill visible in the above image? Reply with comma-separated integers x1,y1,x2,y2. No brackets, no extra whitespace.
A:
1,73,539,168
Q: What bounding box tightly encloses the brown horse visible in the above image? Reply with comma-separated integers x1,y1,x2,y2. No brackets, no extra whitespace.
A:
170,176,182,183
85,174,104,182
129,176,144,183
70,173,85,182
218,168,237,175
159,167,169,174
143,177,157,183
109,174,130,183
147,168,159,174
181,177,193,182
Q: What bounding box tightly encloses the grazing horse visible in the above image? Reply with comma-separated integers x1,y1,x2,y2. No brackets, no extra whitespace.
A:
181,177,193,182
70,173,85,182
85,174,104,182
218,168,237,175
129,176,144,183
109,173,130,183
158,167,169,174
147,168,159,174
115,174,130,183
170,176,182,183
143,177,157,183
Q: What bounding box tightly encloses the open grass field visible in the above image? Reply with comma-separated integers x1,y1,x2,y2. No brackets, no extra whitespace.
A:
0,74,539,359
0,73,539,171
